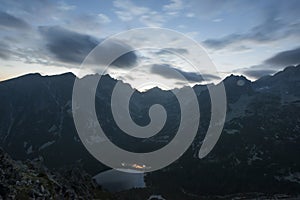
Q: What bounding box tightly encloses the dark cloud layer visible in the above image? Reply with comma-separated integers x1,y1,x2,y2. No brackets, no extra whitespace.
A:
39,26,137,67
0,50,10,60
156,48,189,55
0,41,11,60
240,47,300,79
39,26,97,64
242,69,276,79
151,64,220,82
0,10,30,30
264,47,300,66
0,51,9,60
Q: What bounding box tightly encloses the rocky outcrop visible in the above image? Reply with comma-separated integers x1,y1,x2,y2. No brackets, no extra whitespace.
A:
0,148,111,199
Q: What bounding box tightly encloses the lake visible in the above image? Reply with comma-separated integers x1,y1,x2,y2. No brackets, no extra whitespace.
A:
93,169,146,192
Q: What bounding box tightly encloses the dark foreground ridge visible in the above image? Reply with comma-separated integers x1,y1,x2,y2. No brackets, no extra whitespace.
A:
0,148,114,199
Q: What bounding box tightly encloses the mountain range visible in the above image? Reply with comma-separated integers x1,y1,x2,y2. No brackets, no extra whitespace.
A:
0,65,300,198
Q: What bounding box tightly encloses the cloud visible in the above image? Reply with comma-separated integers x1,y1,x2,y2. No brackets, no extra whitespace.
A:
0,33,62,66
151,64,220,82
0,51,9,60
212,18,223,22
97,13,111,24
264,47,300,66
156,48,189,55
242,69,276,79
113,0,148,21
39,26,137,67
57,1,76,11
66,13,111,34
113,0,165,26
203,34,241,49
139,12,165,27
187,0,238,20
0,0,58,18
203,6,300,50
186,13,195,18
39,26,98,64
163,0,184,16
0,41,11,60
0,10,30,30
238,47,300,79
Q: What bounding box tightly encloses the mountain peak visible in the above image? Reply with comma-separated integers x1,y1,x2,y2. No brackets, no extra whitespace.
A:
223,74,251,87
50,72,76,78
226,74,249,81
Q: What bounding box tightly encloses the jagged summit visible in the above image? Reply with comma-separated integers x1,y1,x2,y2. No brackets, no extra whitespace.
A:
2,65,299,92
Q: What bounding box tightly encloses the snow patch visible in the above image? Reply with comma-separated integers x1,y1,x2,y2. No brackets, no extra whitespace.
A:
23,141,28,148
73,135,80,142
38,141,55,151
48,125,57,133
275,172,300,184
225,129,239,135
26,145,33,155
86,135,107,144
247,145,263,165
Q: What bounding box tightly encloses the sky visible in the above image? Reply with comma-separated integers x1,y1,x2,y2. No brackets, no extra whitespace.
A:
0,0,299,89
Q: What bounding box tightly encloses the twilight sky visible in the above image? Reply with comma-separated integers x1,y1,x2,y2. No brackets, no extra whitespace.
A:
0,0,299,89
